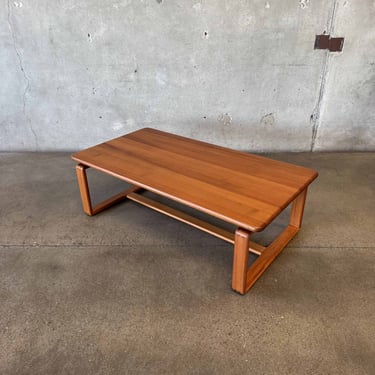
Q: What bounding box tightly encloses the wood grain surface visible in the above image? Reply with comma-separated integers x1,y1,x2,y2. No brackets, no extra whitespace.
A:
72,128,318,232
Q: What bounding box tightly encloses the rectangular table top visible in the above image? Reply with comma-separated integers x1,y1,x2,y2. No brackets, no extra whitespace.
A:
72,128,318,232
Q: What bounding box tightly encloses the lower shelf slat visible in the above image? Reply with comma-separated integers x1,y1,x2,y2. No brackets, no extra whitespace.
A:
127,192,265,255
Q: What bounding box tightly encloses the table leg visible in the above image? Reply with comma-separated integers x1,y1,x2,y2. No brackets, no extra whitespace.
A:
232,228,251,294
75,163,141,216
232,188,308,295
76,164,93,215
290,188,308,229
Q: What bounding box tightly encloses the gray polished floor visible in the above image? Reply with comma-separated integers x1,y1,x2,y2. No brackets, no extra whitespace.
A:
1,152,374,374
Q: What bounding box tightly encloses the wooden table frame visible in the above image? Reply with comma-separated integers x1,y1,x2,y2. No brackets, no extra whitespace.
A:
76,163,308,295
73,128,317,294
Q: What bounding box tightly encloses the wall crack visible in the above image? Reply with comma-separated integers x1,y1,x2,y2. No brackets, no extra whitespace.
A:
310,0,339,151
310,54,329,152
7,0,38,147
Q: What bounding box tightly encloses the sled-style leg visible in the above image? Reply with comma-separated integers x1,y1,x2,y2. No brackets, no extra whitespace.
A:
75,164,141,216
232,188,308,295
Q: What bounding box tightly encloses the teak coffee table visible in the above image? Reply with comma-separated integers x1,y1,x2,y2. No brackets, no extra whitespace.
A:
72,128,318,295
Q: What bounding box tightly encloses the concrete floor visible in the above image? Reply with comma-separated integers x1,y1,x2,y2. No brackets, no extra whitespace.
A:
0,152,374,375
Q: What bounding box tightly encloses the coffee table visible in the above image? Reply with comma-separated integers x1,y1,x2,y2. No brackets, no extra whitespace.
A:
72,128,318,294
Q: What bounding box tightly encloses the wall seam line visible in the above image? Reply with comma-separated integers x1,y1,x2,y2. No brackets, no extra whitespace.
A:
7,0,38,149
310,0,339,152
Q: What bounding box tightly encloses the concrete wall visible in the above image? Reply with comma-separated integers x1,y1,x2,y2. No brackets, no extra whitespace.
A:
1,0,374,151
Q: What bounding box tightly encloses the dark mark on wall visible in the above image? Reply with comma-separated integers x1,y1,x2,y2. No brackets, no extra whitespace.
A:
156,0,162,3
314,34,344,52
260,113,275,126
